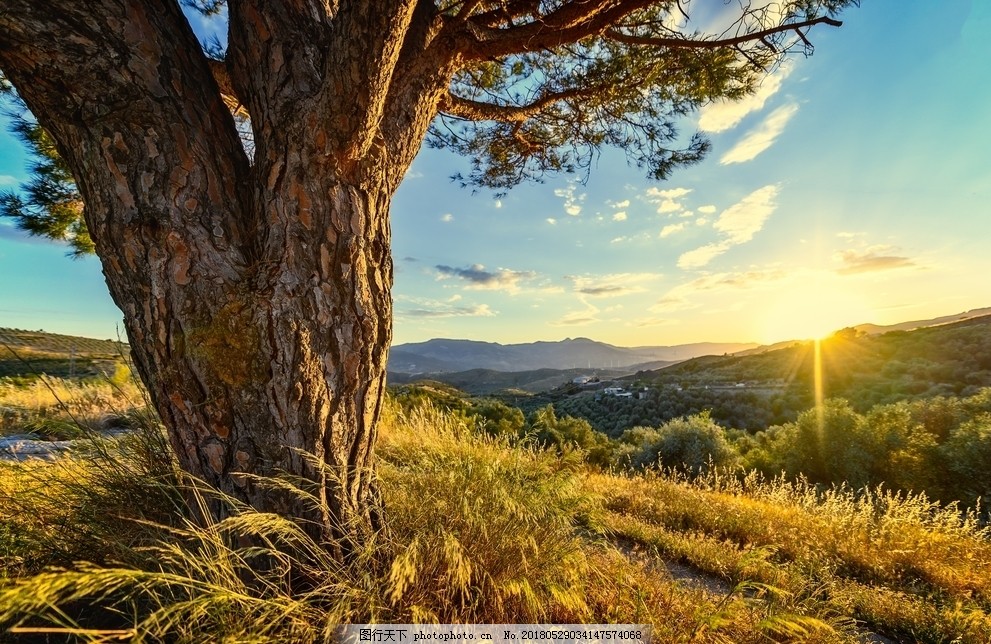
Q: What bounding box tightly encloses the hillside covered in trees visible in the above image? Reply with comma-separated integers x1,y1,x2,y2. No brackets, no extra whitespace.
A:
535,314,991,434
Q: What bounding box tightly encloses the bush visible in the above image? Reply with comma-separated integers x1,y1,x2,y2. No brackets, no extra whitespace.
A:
616,413,737,475
940,413,991,504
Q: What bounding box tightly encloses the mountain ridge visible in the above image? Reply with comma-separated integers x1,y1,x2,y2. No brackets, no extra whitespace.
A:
388,337,759,374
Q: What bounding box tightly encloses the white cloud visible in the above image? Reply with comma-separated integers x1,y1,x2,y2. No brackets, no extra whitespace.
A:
554,182,586,216
698,205,717,214
610,199,631,209
440,213,454,223
720,103,800,165
675,184,779,269
645,187,692,215
660,223,686,238
699,60,795,133
0,175,18,186
612,211,627,222
646,187,692,200
546,218,557,225
494,200,502,209
712,184,779,243
695,217,708,226
677,242,731,269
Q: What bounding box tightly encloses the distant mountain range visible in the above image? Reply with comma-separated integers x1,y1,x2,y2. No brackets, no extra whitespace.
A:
387,307,991,394
388,337,759,374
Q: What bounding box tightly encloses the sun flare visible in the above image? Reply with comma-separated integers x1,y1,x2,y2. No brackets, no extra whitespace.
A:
760,284,874,344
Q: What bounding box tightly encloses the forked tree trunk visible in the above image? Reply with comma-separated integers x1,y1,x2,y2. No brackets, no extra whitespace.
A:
0,0,446,556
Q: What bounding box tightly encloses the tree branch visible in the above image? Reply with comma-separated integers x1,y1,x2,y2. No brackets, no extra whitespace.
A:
604,15,842,49
439,86,595,122
456,0,656,60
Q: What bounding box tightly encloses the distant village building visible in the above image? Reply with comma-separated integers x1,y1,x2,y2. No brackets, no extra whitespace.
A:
572,375,593,385
603,386,625,396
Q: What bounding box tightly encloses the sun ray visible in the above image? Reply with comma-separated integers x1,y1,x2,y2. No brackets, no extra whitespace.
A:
813,337,825,436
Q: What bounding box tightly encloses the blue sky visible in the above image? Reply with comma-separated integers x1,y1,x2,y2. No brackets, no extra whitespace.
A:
2,1,989,346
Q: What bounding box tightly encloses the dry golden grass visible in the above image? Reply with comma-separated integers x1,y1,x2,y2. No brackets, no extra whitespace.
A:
0,399,987,642
0,374,144,438
592,469,991,642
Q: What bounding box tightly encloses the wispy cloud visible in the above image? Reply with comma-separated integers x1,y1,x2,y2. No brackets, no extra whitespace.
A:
677,242,731,269
612,211,627,222
713,184,779,243
633,317,677,328
567,272,662,298
699,60,795,133
552,296,601,327
554,182,586,216
677,185,779,269
0,175,18,187
651,268,788,312
440,213,454,223
835,246,917,275
395,294,495,319
698,205,717,214
399,303,495,319
435,264,536,292
554,315,598,326
720,103,799,165
660,222,687,238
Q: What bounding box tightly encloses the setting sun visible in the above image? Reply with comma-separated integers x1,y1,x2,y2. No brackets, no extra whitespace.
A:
760,283,874,343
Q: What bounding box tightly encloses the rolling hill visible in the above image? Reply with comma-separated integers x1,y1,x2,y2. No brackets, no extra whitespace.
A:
0,328,128,379
635,313,991,406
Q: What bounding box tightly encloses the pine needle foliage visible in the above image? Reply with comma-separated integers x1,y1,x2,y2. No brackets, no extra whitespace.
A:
0,87,92,257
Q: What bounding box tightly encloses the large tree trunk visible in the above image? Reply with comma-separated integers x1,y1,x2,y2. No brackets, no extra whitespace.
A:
0,0,448,556
123,180,394,556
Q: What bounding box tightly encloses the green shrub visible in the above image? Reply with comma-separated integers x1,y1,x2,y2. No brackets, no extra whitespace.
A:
616,413,737,475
